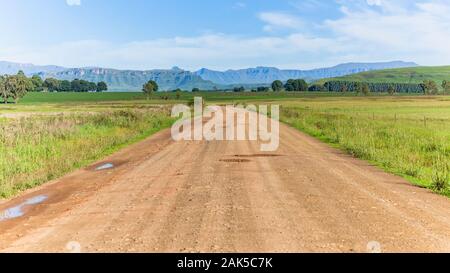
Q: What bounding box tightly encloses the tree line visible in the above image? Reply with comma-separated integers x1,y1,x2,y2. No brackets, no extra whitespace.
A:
321,80,450,95
38,77,107,93
0,71,108,103
322,81,423,94
143,78,448,95
267,79,449,95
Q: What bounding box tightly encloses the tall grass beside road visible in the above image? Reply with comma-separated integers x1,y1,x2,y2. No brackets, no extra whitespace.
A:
280,98,450,196
0,108,174,198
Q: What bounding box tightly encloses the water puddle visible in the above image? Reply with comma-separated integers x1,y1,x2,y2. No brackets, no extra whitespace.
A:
0,195,48,222
95,163,114,171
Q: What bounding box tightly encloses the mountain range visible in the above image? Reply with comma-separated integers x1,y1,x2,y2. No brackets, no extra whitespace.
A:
0,61,418,91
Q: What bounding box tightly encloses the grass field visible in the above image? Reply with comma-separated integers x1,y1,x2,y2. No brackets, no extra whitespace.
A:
0,104,174,198
1,92,449,198
279,96,450,196
318,66,450,84
15,90,426,105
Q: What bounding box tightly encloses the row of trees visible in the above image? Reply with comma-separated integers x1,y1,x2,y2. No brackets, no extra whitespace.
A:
1,71,109,103
269,79,450,95
227,79,310,93
37,78,107,93
321,80,450,95
322,81,424,94
271,79,309,92
142,78,450,97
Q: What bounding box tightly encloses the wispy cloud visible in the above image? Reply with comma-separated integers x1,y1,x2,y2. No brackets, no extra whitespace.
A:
233,2,246,9
258,12,304,32
66,0,81,6
0,33,341,70
3,0,450,70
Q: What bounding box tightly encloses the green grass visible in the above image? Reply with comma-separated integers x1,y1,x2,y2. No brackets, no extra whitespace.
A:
2,92,450,198
19,92,148,103
0,107,174,198
279,97,450,196
16,90,413,105
318,66,450,84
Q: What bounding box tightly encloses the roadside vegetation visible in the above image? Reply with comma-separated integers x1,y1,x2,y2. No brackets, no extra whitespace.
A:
1,88,449,199
280,97,450,196
0,105,174,198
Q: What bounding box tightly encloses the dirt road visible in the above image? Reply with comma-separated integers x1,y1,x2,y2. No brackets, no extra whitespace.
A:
1,112,449,253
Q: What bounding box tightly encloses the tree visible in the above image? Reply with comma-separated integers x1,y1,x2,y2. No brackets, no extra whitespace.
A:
88,82,97,92
5,73,28,103
257,86,270,92
59,80,72,92
30,75,44,92
233,86,245,92
388,85,395,95
80,80,92,92
96,81,108,92
297,79,309,91
142,80,158,99
340,84,348,93
422,80,439,95
192,88,200,92
308,84,325,92
271,80,283,92
361,83,370,96
44,78,60,92
70,79,81,92
442,80,450,94
0,75,9,103
284,79,296,91
284,79,308,91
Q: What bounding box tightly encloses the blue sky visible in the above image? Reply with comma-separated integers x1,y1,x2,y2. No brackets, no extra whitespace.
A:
1,0,450,70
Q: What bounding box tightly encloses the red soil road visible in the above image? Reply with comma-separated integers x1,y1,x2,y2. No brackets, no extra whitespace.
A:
0,117,450,253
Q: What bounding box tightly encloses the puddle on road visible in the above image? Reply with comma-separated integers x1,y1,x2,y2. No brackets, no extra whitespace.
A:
0,195,48,222
95,163,114,171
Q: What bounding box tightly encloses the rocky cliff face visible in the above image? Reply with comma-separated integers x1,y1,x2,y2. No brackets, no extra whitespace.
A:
0,61,418,91
194,61,418,85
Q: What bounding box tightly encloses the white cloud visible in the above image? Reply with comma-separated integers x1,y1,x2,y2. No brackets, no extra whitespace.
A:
233,2,246,9
366,0,382,6
323,0,450,65
3,0,450,70
66,0,81,6
0,34,341,70
258,12,304,32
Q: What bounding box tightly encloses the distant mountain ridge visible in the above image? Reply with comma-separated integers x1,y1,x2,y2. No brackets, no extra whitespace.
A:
0,60,418,91
194,61,418,85
0,61,67,75
42,67,216,91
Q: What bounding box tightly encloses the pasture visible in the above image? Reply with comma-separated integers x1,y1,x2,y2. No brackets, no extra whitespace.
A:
1,92,449,198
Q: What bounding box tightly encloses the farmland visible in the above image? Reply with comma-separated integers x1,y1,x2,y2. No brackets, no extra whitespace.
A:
13,89,423,105
1,92,449,198
280,96,450,196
